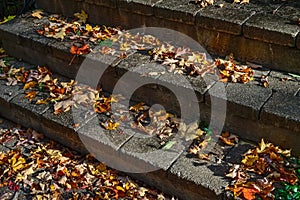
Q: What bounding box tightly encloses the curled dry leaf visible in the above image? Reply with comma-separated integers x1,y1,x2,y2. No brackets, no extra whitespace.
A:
31,10,44,19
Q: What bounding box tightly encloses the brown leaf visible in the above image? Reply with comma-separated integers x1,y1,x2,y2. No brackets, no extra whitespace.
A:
24,91,37,101
70,43,91,55
31,10,44,19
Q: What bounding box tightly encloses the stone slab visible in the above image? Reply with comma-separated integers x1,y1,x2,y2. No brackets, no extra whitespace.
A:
10,92,51,115
154,0,201,24
169,152,230,199
260,93,300,133
225,83,272,120
244,13,300,47
118,0,160,16
267,70,300,95
120,135,184,172
86,0,117,8
196,7,254,35
224,115,300,155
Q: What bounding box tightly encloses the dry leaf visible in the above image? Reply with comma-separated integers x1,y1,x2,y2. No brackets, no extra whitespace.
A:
31,10,44,19
74,10,88,23
24,91,37,101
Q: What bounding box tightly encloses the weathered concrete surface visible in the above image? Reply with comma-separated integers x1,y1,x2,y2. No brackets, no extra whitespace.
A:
196,7,254,35
32,0,300,74
244,13,300,47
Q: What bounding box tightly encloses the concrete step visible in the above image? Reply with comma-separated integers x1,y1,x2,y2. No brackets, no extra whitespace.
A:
34,0,300,74
0,57,261,200
0,13,299,154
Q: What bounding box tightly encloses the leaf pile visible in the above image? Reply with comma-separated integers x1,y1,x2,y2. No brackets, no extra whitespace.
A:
36,11,119,54
226,139,299,200
215,54,254,83
35,11,256,83
149,44,215,77
0,126,169,199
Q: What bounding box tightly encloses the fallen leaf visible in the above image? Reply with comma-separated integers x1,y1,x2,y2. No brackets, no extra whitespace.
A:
24,91,37,101
23,81,37,90
31,10,44,19
162,141,176,150
70,43,91,55
74,10,88,23
0,15,15,25
101,120,119,130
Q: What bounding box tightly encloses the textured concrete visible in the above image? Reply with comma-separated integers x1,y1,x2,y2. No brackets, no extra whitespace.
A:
197,7,254,35
32,0,300,74
225,83,272,120
244,13,300,47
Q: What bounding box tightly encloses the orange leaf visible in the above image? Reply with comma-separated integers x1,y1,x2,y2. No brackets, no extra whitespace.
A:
24,91,37,101
23,81,37,90
242,188,258,200
70,44,90,55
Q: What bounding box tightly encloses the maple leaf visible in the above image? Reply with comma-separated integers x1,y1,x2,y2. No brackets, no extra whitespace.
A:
74,10,88,23
31,10,44,19
9,153,26,172
70,43,91,55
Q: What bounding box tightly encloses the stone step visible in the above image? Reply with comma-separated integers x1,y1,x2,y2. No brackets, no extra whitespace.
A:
0,13,299,154
0,58,260,200
34,0,300,74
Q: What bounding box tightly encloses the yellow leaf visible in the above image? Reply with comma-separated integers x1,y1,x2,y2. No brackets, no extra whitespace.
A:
15,173,24,182
241,154,258,166
36,99,48,105
86,24,93,32
0,48,5,54
23,81,37,90
74,10,88,23
116,185,125,192
31,10,44,19
129,102,145,112
50,184,56,191
9,155,26,171
257,139,271,153
101,120,119,130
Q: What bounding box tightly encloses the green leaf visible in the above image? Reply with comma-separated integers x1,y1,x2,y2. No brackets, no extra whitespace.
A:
98,39,113,47
288,73,300,79
0,15,16,25
162,141,176,150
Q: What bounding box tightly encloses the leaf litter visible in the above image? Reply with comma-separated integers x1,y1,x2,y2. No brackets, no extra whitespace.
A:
225,139,299,200
34,11,255,83
0,125,174,199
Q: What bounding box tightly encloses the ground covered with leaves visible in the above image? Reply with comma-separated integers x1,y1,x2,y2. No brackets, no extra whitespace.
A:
1,9,300,200
226,139,300,200
32,10,254,84
0,120,173,199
